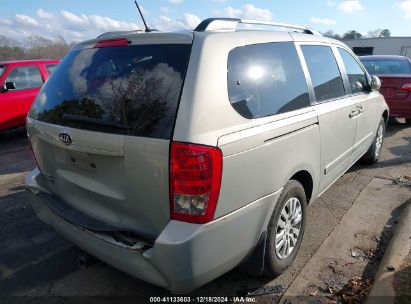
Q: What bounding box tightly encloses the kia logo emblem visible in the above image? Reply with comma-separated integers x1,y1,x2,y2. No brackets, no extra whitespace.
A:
59,131,72,145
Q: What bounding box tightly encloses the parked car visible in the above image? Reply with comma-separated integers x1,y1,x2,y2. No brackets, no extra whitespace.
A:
0,59,59,131
360,55,411,124
25,18,388,293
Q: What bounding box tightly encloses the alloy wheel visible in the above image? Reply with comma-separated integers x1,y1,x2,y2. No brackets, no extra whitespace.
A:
275,197,303,260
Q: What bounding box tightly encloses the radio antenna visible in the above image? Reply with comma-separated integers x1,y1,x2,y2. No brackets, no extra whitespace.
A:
134,1,151,32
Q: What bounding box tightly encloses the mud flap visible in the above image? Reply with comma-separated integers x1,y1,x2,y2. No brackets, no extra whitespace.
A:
238,231,267,275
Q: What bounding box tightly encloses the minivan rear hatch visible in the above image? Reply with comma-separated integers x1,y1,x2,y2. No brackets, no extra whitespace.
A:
28,37,192,239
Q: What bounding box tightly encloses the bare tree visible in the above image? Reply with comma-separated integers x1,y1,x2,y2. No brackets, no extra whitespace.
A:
24,36,53,59
367,29,391,38
322,30,342,40
5,35,75,60
46,35,74,59
0,46,24,61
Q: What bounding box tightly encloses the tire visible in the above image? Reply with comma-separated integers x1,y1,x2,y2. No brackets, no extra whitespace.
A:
361,117,385,165
264,180,307,276
406,118,411,125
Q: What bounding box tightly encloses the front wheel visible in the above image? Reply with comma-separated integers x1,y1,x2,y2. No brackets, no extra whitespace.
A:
264,180,307,276
361,117,385,165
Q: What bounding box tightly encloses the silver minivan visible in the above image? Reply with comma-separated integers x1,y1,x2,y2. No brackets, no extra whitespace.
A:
25,18,388,293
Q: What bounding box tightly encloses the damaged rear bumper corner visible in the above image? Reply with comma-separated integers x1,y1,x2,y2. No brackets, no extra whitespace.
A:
25,168,170,289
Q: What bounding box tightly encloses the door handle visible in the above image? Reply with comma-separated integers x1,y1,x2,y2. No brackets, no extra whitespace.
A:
349,110,361,118
356,105,365,112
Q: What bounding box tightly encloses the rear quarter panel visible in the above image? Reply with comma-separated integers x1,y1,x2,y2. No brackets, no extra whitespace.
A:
215,110,320,219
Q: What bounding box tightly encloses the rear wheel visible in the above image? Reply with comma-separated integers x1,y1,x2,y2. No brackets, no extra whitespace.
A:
361,117,385,165
405,118,411,125
264,180,307,276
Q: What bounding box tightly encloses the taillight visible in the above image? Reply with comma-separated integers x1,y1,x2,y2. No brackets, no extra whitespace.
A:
400,83,411,92
170,142,223,224
94,38,129,48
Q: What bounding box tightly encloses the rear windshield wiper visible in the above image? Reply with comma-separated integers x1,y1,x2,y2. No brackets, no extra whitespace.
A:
62,114,130,130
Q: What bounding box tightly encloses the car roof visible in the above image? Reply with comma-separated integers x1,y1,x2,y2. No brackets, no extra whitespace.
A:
359,55,410,61
0,59,60,66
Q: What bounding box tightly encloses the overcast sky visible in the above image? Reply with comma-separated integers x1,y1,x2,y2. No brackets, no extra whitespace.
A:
1,0,411,41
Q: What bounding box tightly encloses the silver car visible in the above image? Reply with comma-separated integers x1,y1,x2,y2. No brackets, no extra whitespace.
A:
25,18,388,293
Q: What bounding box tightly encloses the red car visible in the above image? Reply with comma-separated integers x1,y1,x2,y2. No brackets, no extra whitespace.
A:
360,55,411,124
0,59,59,131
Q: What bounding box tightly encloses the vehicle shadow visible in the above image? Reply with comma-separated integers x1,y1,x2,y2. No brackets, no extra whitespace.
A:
378,135,411,166
0,126,27,144
0,127,34,175
384,118,409,139
352,119,410,172
353,136,411,173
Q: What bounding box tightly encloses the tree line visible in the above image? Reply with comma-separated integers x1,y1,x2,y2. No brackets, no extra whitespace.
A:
0,28,393,62
0,35,75,61
323,28,391,40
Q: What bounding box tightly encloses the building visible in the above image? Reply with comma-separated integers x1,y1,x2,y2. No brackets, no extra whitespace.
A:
344,37,411,58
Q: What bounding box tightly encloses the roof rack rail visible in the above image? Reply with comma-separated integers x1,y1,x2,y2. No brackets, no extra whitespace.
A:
194,18,322,36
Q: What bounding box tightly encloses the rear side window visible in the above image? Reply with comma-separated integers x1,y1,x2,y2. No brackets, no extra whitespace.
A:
302,45,345,102
228,42,310,119
6,66,43,90
29,44,191,140
338,48,368,94
46,64,58,74
0,65,6,78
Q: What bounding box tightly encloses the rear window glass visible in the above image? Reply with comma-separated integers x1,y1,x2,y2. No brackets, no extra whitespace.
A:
360,58,411,75
0,65,6,78
228,42,310,119
29,44,191,139
302,45,346,102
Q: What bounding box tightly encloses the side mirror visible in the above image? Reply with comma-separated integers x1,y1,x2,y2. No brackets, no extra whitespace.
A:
0,82,16,92
370,75,381,91
5,82,16,90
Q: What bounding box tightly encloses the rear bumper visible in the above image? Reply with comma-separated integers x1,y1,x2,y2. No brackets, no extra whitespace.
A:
386,99,411,118
26,168,280,293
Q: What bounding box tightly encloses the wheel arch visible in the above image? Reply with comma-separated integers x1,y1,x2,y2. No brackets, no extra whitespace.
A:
284,167,318,204
290,170,314,204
